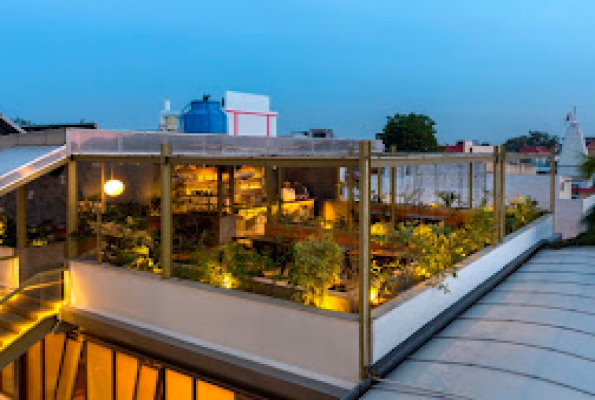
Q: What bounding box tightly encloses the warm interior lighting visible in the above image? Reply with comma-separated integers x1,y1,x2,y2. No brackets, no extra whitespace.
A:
222,273,233,289
104,180,125,197
370,288,379,305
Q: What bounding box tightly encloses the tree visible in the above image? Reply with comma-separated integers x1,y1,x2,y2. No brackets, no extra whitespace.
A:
503,131,558,152
11,117,32,126
379,113,438,152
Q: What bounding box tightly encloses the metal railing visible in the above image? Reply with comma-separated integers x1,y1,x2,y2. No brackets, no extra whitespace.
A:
0,268,66,313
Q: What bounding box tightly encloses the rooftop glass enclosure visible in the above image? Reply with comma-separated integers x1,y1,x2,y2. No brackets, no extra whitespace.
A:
63,129,556,382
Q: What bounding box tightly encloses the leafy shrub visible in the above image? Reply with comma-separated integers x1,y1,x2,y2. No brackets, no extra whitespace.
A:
506,196,540,233
292,233,343,307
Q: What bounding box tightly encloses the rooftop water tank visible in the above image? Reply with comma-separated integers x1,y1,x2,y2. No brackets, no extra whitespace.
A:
181,95,227,134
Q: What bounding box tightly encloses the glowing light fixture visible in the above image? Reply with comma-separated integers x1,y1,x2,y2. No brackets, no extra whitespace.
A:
370,287,379,305
104,179,125,197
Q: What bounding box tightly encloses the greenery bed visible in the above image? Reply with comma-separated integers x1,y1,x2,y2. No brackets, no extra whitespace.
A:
68,195,544,313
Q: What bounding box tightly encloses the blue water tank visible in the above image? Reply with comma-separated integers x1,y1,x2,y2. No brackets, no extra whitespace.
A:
181,96,228,134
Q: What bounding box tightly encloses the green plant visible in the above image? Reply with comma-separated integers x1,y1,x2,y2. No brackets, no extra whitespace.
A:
436,191,461,208
0,214,6,245
0,214,15,247
91,216,157,270
292,233,343,307
506,196,540,233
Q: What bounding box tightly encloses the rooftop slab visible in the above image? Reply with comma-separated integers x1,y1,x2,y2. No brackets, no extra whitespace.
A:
363,247,595,399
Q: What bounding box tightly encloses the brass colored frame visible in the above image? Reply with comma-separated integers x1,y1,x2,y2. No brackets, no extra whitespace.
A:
67,144,556,382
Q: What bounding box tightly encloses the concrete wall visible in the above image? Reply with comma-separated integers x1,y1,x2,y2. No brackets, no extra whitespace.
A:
555,194,595,239
486,173,572,210
69,261,359,387
372,214,554,363
0,166,67,226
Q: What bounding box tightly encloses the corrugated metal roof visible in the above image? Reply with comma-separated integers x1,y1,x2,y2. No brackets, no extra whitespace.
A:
0,146,62,177
364,247,595,400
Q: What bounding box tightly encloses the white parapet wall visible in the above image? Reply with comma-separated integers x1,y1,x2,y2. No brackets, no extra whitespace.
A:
68,260,359,387
372,214,554,363
556,193,595,239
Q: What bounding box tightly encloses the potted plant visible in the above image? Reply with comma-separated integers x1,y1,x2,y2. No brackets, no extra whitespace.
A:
291,233,343,307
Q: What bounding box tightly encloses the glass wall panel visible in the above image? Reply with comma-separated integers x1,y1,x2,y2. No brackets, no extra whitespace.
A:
27,342,43,400
136,365,159,400
165,369,192,400
196,380,234,400
115,352,138,400
87,342,113,400
45,333,66,400
1,362,13,397
56,338,83,400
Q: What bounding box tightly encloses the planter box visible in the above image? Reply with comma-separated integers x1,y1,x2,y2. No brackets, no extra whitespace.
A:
69,260,360,387
371,214,554,363
67,215,553,389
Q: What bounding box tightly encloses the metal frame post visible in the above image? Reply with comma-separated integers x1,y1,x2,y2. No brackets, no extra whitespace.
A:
229,166,235,215
101,163,106,211
265,166,274,222
217,166,224,217
13,353,26,399
377,167,383,204
390,145,397,227
550,147,556,215
358,141,372,379
160,144,172,278
67,159,78,259
348,147,355,232
277,167,284,220
16,185,26,249
468,162,474,208
336,166,342,201
492,147,499,244
499,146,506,242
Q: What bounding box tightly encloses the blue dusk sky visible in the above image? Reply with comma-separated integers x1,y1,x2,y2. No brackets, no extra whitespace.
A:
1,1,594,143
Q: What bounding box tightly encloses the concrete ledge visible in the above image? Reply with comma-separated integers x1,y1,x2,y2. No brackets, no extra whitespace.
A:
60,307,348,400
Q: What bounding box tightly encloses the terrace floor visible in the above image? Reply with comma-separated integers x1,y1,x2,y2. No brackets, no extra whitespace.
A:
363,246,595,399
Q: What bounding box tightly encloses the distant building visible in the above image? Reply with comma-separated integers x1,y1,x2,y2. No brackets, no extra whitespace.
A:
585,137,595,157
444,140,493,153
290,128,335,139
225,91,278,137
519,146,552,173
558,111,587,178
160,91,279,137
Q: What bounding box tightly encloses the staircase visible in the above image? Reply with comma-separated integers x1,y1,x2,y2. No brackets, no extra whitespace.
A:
0,270,65,368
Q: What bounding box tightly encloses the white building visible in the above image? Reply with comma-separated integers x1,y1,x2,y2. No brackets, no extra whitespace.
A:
225,91,278,137
558,112,587,178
